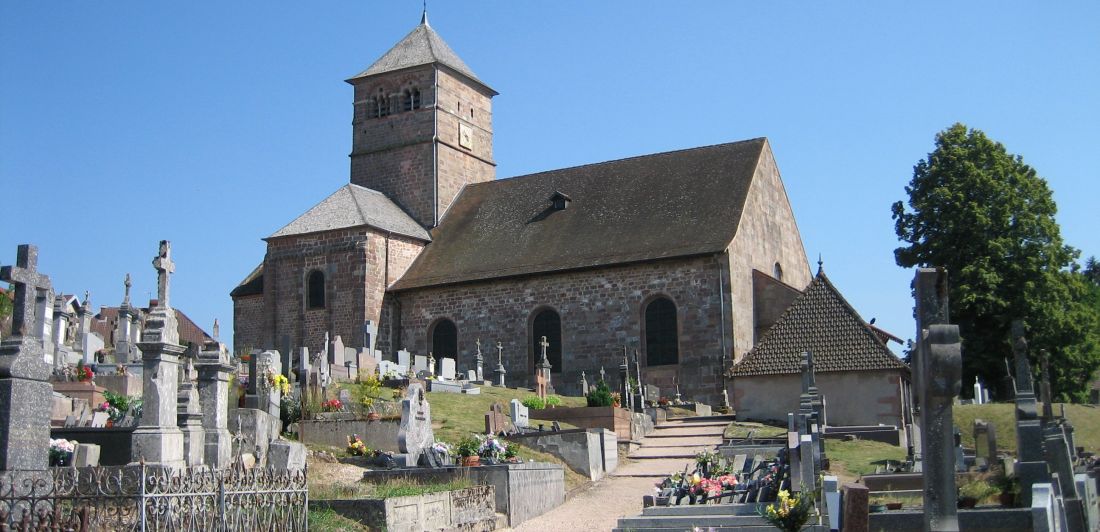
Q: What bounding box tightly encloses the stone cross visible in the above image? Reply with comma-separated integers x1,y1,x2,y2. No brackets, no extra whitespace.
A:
363,320,378,354
0,244,54,471
484,402,508,435
535,336,553,398
177,345,205,466
580,370,589,395
619,350,631,411
599,365,605,382
152,240,175,309
475,338,484,381
922,323,963,532
297,347,310,389
123,272,132,307
396,383,434,467
494,341,506,387
1,244,53,338
428,351,436,376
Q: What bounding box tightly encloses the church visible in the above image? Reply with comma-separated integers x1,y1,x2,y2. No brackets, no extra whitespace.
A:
231,14,812,405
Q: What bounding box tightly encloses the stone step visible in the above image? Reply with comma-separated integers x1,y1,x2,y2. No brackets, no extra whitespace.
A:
613,525,827,532
642,504,763,516
615,514,773,529
648,426,728,437
661,414,737,424
656,421,731,428
638,436,724,447
629,449,698,459
610,457,695,477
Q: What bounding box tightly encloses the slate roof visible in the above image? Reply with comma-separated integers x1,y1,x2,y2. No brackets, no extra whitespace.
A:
347,15,495,94
91,305,213,349
230,263,264,298
267,184,431,242
728,269,908,377
390,138,768,291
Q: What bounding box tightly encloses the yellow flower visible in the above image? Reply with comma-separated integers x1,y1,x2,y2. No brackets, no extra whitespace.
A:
777,489,790,501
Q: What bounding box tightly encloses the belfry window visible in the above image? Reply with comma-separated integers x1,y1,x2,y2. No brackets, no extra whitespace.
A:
644,297,678,366
306,270,325,309
774,262,784,282
403,88,421,111
531,309,563,373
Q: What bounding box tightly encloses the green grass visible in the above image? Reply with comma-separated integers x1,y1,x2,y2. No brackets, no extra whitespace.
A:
724,421,787,440
310,476,472,500
954,402,1100,454
825,439,907,480
307,507,366,531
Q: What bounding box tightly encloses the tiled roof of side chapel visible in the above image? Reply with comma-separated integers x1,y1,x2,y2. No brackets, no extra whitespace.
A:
347,11,495,93
391,138,770,291
728,266,908,377
267,184,431,242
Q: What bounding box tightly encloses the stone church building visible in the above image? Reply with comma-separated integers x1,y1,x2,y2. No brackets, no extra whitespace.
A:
231,15,812,404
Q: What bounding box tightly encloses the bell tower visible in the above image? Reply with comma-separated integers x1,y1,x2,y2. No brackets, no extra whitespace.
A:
347,12,497,229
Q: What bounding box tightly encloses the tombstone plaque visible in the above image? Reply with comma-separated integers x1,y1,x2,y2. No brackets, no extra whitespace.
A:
509,398,529,429
413,355,428,376
440,358,456,381
397,349,411,371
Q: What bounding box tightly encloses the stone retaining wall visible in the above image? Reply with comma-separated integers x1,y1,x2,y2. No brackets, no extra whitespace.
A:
298,418,400,451
312,485,495,532
507,428,617,480
529,406,634,440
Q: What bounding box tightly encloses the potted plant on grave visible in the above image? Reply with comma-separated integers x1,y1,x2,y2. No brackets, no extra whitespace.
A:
759,487,815,531
993,474,1019,507
957,477,997,509
49,439,76,467
478,434,507,465
456,436,481,467
885,500,903,510
868,497,887,513
503,441,520,463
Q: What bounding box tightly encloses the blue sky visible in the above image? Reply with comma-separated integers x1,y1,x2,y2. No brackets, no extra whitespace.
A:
2,2,1097,351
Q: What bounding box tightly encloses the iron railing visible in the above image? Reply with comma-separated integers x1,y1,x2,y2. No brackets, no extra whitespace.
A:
0,464,307,531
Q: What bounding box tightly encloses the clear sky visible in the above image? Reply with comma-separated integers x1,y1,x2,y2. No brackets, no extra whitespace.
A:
2,2,1097,352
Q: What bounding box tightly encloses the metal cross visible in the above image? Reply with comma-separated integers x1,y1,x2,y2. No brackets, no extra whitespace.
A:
151,240,175,309
0,244,52,338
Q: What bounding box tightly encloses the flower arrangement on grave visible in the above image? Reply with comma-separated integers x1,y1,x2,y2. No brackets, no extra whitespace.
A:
432,441,453,456
75,361,93,383
610,392,622,408
100,390,139,423
455,436,481,466
49,438,76,466
657,396,670,406
264,370,290,395
346,434,369,456
478,434,507,462
503,441,520,463
759,488,814,532
280,394,302,429
321,398,343,412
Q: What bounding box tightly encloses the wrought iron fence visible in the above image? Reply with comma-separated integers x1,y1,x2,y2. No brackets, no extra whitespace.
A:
0,464,307,531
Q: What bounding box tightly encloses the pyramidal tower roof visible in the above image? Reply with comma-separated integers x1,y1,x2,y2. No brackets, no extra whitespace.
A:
347,12,494,93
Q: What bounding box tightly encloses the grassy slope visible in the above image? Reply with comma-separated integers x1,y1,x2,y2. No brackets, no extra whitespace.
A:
955,402,1100,454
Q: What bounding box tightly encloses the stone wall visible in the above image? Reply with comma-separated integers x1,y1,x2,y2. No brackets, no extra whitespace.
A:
232,295,264,354
731,369,907,427
727,141,812,362
434,69,495,221
261,227,424,355
312,485,495,532
394,255,730,404
507,428,617,481
297,418,400,452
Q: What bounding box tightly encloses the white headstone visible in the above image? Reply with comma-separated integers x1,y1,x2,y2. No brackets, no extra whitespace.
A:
509,398,529,428
413,355,429,375
440,358,456,381
331,335,345,367
90,411,110,428
467,370,477,381
396,383,434,467
397,349,411,369
974,380,983,405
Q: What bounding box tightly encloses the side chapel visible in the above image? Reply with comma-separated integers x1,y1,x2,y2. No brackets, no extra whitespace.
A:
231,14,814,404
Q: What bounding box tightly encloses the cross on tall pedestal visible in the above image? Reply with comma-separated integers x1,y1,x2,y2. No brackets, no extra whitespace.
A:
496,341,503,365
123,273,132,307
538,336,550,365
1,244,52,338
152,240,175,309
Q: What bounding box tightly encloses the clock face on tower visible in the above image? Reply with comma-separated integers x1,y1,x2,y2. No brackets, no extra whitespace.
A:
459,122,474,150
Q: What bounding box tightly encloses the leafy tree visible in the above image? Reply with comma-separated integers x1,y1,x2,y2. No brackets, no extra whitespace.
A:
1083,256,1100,286
891,123,1100,401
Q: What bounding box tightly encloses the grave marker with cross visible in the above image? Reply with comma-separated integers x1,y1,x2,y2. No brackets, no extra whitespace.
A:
1,244,52,339
152,240,175,309
535,335,552,398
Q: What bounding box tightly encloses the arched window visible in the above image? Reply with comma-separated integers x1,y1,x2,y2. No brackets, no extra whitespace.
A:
531,309,562,374
773,262,784,282
644,297,678,366
306,270,325,309
431,319,458,373
367,97,379,119
376,90,389,118
402,88,421,111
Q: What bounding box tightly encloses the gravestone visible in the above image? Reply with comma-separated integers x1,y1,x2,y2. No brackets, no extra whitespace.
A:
131,240,186,467
268,439,306,471
474,338,484,382
973,419,998,465
509,398,529,429
397,349,411,372
362,320,378,356
413,355,428,376
494,341,506,387
973,380,984,405
196,340,235,468
74,443,101,467
395,383,434,467
1039,349,1055,421
1012,320,1051,506
379,360,403,378
428,352,436,375
0,244,55,471
913,267,961,532
440,358,456,381
485,403,508,435
645,384,660,404
338,389,352,406
467,370,477,381
1044,427,1086,531
330,335,345,379
297,347,311,389
619,353,631,411
177,346,205,466
580,371,589,395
